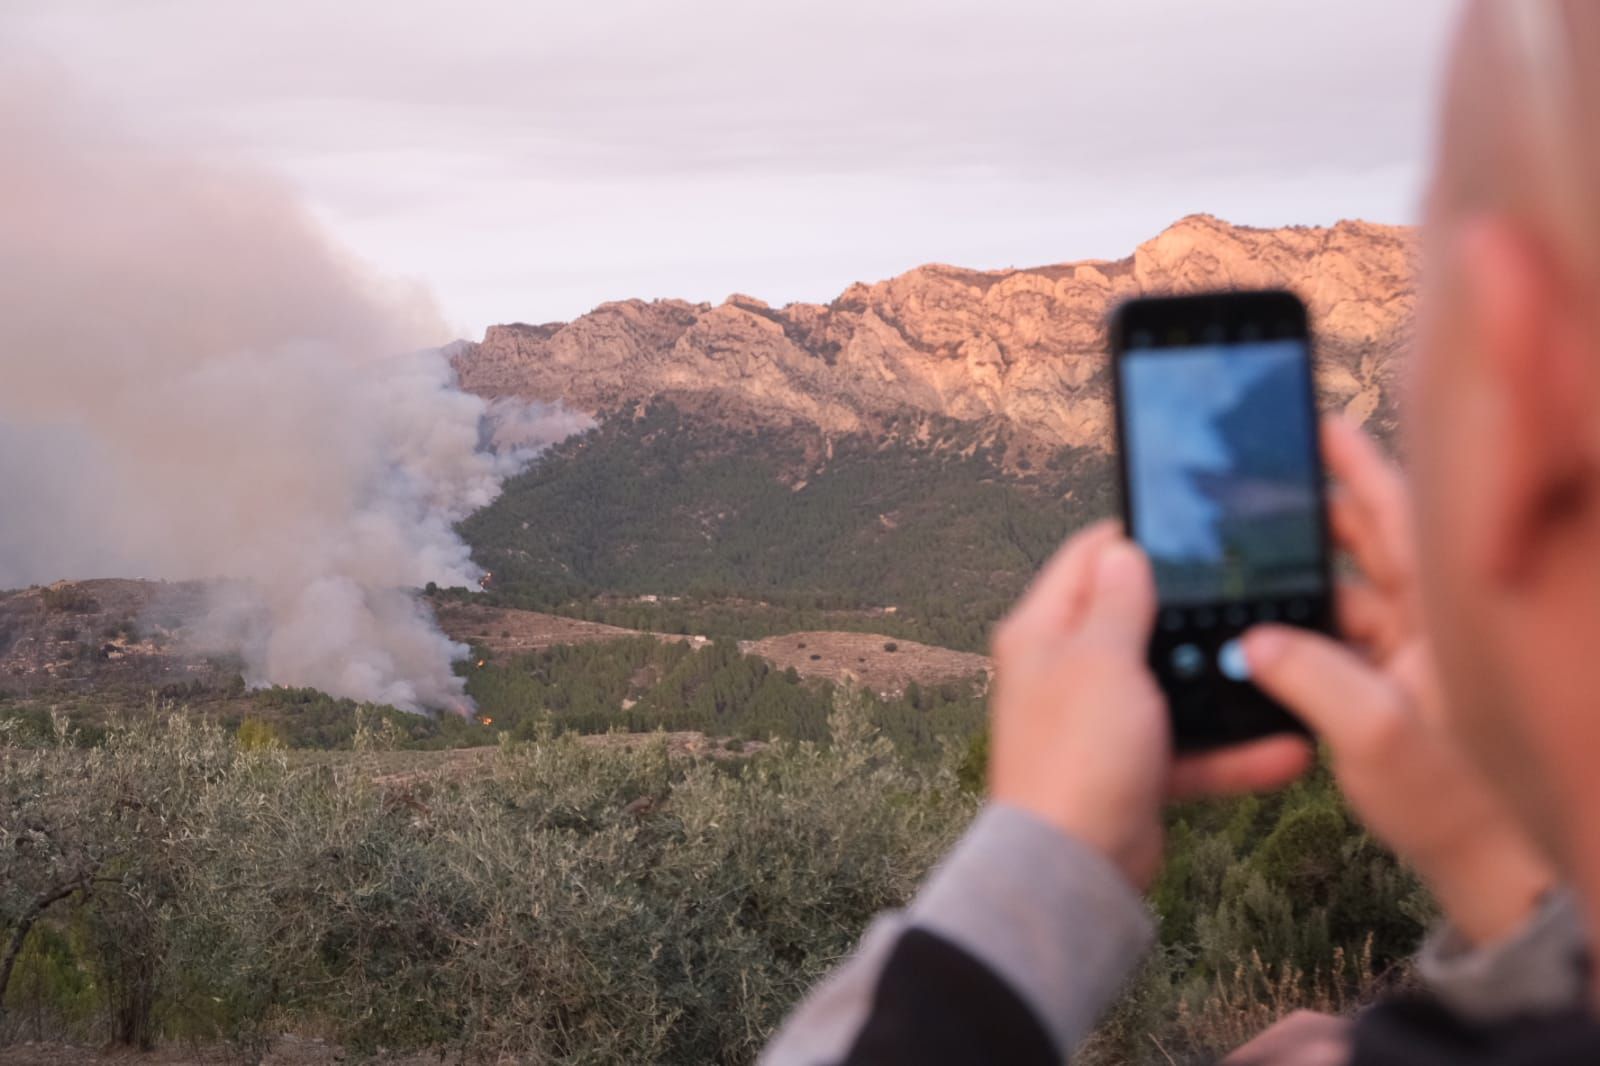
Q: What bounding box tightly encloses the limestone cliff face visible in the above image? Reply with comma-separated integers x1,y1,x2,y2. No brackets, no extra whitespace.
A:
454,214,1417,450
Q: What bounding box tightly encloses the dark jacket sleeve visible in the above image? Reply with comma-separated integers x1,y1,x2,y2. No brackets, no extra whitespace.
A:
836,927,1060,1065
1349,998,1600,1066
760,805,1154,1065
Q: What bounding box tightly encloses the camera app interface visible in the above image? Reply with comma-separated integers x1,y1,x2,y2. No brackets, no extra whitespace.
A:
1120,340,1322,606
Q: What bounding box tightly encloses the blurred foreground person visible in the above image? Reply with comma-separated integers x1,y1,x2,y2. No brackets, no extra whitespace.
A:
762,1,1600,1062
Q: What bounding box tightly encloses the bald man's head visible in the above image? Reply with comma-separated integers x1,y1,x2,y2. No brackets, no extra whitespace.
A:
1434,0,1600,278
1409,0,1600,877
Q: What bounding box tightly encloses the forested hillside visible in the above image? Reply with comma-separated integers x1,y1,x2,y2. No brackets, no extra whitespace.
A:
457,218,1415,651
462,402,1117,650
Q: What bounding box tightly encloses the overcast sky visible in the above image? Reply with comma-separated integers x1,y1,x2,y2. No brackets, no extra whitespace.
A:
7,1,1458,337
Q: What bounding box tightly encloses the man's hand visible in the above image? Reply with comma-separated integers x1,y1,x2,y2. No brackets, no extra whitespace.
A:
988,523,1310,890
1246,416,1555,945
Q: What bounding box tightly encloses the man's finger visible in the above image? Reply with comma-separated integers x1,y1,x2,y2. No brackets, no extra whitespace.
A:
1327,484,1367,554
1328,488,1396,589
1001,520,1121,640
1244,624,1410,752
1169,734,1314,799
1322,416,1415,591
1076,539,1156,648
1329,484,1410,612
1335,576,1390,649
1323,415,1406,519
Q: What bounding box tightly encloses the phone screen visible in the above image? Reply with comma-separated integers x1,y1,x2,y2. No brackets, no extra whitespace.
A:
1118,339,1323,607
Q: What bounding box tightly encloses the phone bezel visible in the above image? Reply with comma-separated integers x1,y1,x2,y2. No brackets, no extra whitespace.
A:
1108,289,1332,751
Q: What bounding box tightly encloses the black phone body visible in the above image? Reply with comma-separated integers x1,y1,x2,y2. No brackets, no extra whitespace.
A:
1109,290,1333,751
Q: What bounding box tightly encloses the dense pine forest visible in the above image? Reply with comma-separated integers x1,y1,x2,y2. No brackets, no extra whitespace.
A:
461,403,1118,652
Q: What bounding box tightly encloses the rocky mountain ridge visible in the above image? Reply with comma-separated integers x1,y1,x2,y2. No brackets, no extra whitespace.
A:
453,214,1418,450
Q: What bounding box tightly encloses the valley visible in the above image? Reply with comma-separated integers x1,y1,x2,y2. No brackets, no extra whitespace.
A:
0,578,989,759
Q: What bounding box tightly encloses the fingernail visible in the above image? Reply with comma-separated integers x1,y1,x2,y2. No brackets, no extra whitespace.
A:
1244,627,1288,670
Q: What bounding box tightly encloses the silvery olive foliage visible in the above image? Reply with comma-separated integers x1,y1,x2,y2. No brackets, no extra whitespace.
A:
2,695,973,1062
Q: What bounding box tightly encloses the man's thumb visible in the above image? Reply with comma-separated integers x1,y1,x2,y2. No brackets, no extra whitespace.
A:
1244,625,1402,749
1078,540,1156,646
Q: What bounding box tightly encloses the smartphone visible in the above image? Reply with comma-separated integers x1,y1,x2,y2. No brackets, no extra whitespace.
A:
1109,290,1333,751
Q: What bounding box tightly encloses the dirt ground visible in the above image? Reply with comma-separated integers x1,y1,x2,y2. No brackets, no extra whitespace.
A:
430,600,650,657
0,1036,439,1065
3,581,987,704
740,630,990,696
433,600,990,697
0,580,220,694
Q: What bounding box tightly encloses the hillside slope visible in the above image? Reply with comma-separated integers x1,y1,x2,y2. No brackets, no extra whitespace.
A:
0,579,985,703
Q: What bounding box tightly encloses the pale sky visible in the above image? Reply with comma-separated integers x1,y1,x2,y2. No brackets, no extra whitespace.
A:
6,1,1458,338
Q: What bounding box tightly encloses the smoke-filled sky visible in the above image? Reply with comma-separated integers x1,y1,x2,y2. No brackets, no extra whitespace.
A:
0,65,590,712
4,0,1457,336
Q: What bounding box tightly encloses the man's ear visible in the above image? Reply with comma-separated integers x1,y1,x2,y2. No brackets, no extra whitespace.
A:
1459,217,1598,587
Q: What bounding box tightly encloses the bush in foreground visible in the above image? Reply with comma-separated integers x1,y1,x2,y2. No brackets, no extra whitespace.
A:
1,701,1427,1063
1,699,969,1061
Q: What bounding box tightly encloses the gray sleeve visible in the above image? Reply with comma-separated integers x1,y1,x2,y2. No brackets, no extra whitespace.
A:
760,804,1155,1065
1416,886,1589,1021
758,913,913,1066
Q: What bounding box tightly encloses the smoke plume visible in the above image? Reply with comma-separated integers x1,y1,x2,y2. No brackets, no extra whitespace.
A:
0,70,587,712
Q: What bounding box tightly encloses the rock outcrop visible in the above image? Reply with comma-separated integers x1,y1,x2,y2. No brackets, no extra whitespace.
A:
454,214,1417,450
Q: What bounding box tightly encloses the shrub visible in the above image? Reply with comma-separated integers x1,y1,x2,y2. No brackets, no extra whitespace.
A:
235,718,284,750
0,702,1431,1063
0,710,238,1048
2,696,973,1060
40,586,100,614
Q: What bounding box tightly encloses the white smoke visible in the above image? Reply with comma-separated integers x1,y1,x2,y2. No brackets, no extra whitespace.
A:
0,69,589,712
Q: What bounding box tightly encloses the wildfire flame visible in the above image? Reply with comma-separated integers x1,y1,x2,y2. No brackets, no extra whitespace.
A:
476,659,486,668
478,570,494,590
477,715,494,726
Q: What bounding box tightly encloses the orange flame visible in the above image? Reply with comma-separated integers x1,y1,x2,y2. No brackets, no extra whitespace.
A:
476,659,486,668
477,715,494,726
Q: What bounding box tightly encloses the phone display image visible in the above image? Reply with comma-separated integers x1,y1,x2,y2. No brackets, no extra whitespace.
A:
1120,340,1322,606
1110,290,1332,750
